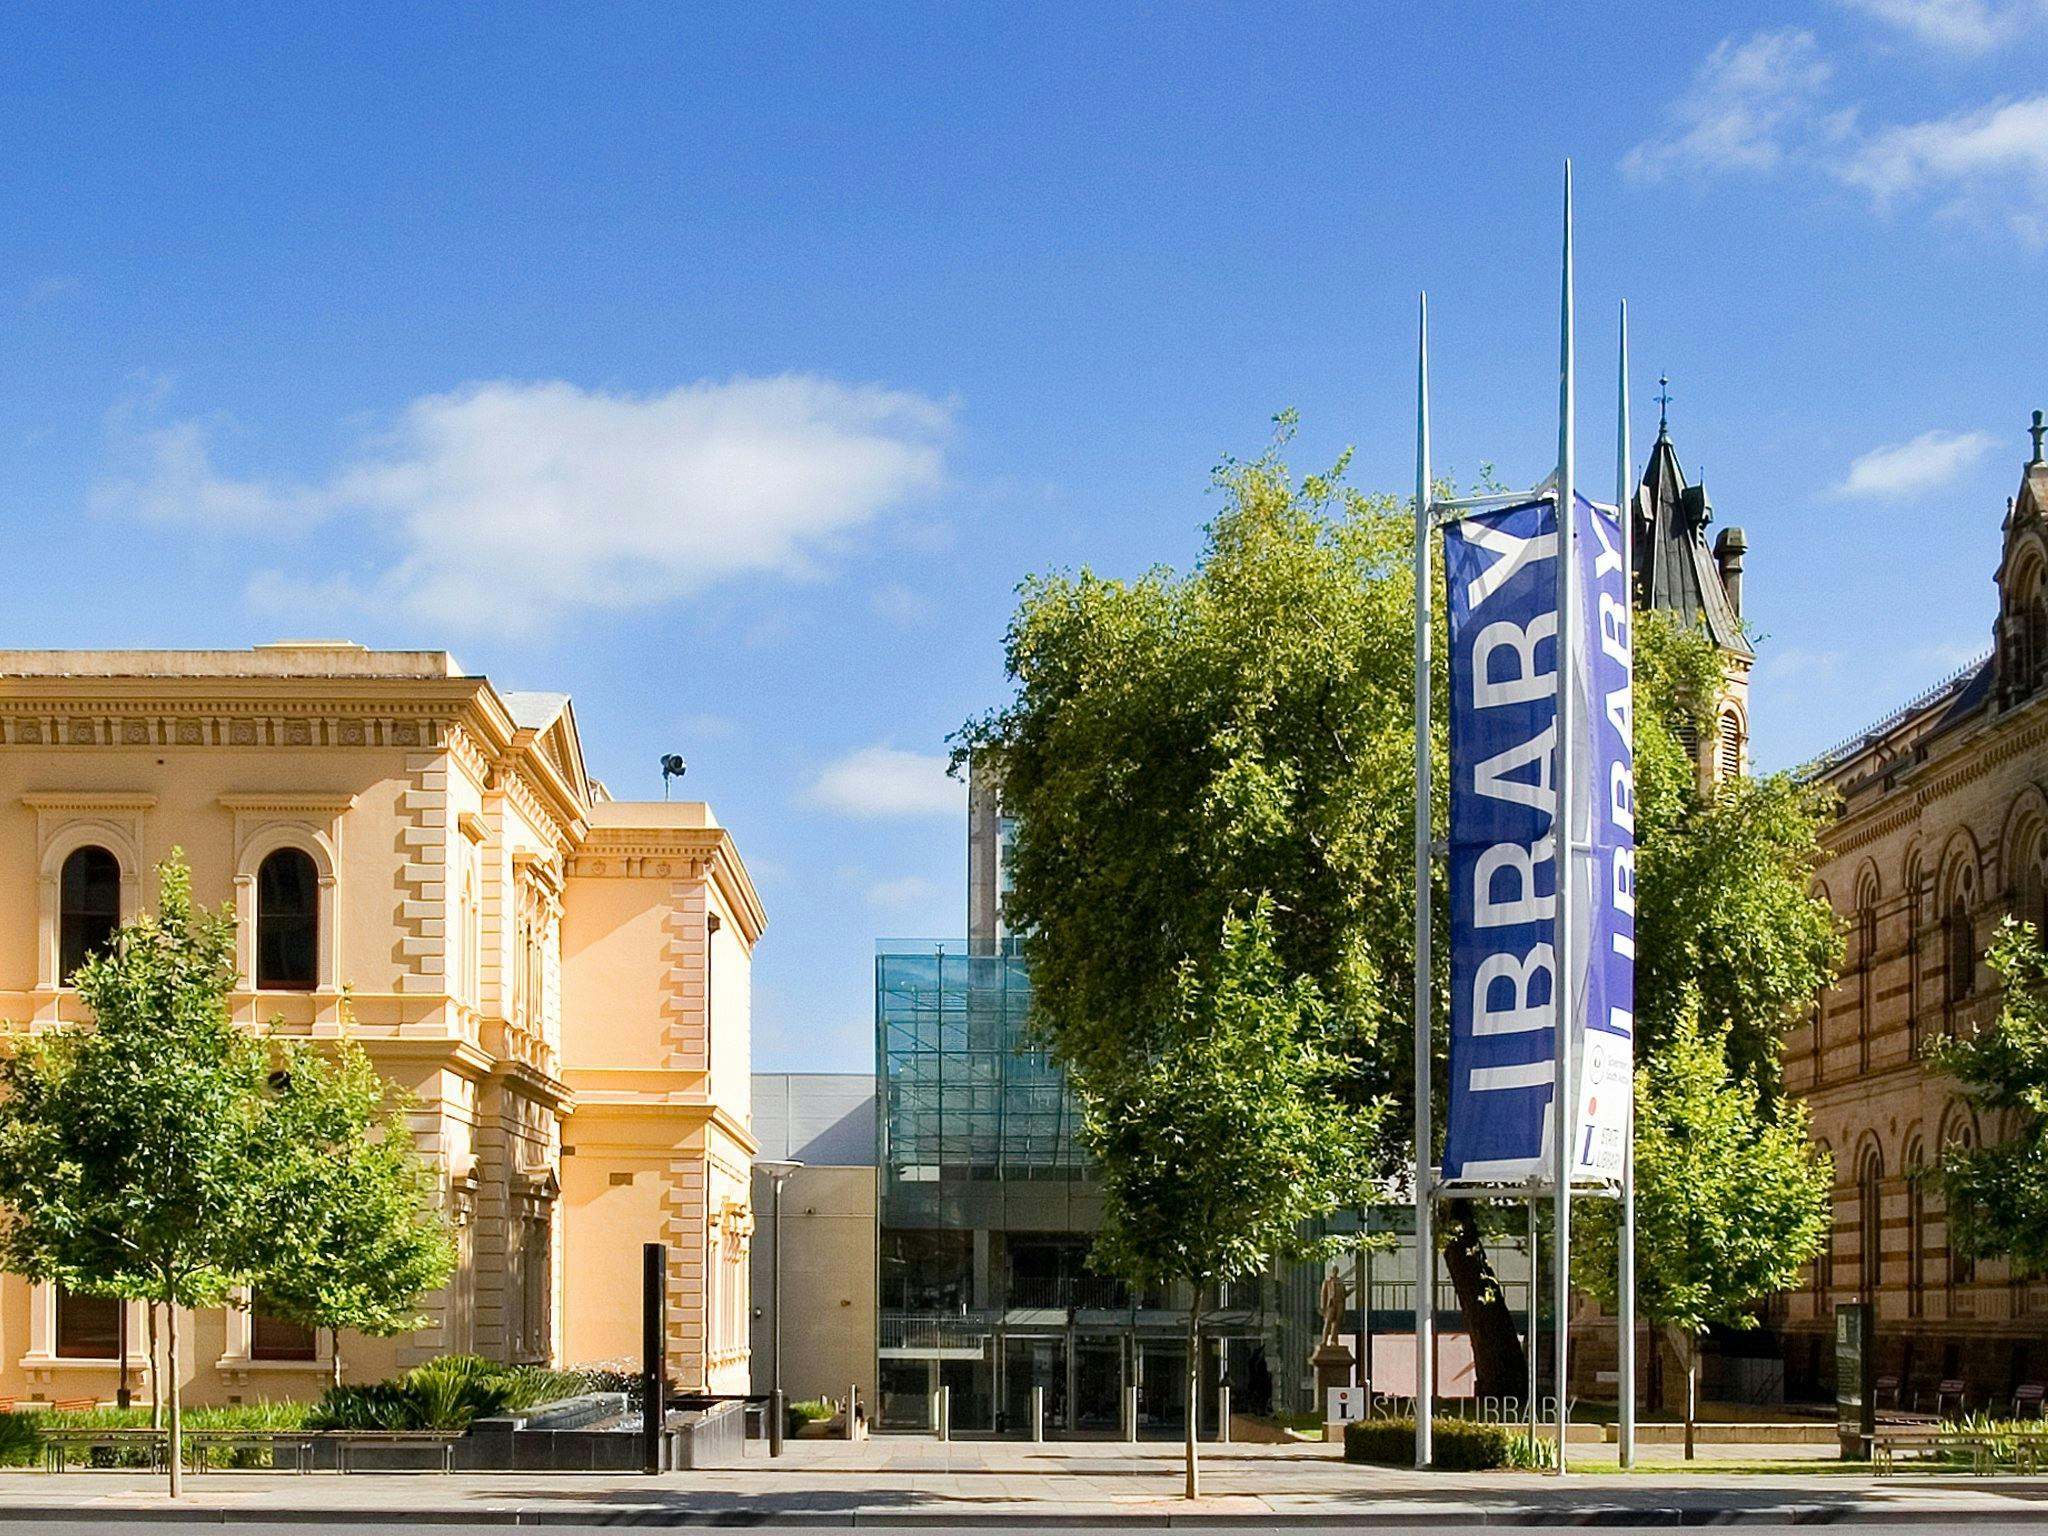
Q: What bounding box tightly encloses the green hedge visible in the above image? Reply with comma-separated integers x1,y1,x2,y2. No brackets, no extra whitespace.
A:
1344,1415,1551,1471
0,1402,313,1469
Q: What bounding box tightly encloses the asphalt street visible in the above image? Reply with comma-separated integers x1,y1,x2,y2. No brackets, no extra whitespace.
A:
0,1526,2032,1534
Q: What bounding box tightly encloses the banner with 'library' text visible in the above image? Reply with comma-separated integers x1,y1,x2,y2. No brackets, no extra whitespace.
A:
1440,492,1633,1185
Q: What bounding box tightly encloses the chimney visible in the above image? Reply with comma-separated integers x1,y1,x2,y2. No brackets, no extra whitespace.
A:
1714,526,1748,618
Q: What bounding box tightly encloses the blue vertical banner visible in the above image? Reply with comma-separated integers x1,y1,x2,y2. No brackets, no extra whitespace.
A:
1440,494,1632,1184
1572,491,1634,1181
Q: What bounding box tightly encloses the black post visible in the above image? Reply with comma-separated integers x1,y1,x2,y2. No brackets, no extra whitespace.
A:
642,1242,667,1474
769,1173,786,1457
115,1301,131,1410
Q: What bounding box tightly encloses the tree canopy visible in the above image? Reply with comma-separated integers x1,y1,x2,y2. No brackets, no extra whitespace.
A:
1929,919,2048,1273
1577,1014,1832,1454
0,853,451,1493
960,420,1842,1412
254,1027,455,1388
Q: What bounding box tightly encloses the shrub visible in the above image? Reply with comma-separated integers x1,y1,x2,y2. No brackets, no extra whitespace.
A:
1344,1415,1555,1472
0,1402,312,1469
787,1397,835,1435
308,1355,585,1431
0,1412,38,1467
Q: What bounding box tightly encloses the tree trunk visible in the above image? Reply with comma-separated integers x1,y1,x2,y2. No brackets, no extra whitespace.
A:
165,1301,182,1498
1439,1200,1529,1400
146,1305,161,1431
1683,1335,1697,1463
331,1329,342,1392
1183,1287,1201,1500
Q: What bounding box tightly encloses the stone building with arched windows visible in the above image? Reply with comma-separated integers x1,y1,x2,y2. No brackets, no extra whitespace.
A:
0,645,762,1407
1780,416,2048,1405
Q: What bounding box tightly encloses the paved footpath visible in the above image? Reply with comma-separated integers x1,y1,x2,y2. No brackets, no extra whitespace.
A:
0,1437,2046,1526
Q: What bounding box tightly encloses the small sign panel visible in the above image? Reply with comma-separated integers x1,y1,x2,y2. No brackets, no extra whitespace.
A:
1326,1386,1365,1425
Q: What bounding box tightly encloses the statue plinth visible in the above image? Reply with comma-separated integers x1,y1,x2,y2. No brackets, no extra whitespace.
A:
1310,1341,1355,1409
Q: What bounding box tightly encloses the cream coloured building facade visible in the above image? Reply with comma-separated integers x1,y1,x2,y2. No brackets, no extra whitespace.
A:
0,644,762,1405
1777,425,2048,1404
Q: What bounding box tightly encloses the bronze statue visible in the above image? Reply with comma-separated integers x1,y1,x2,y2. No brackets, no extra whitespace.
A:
1318,1268,1354,1349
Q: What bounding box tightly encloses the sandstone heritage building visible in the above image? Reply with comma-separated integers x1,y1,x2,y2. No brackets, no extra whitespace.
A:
0,645,762,1405
1780,417,2048,1405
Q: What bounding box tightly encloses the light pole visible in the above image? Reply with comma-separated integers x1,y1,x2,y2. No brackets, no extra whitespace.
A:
757,1159,803,1458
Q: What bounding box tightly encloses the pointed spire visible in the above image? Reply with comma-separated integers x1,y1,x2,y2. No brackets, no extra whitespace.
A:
1656,375,1672,438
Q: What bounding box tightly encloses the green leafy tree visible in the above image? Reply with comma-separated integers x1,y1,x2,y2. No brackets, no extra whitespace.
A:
962,423,1842,1409
0,853,275,1496
1928,920,2048,1272
1578,1016,1832,1459
1632,615,1841,1085
1082,901,1375,1499
253,1029,456,1390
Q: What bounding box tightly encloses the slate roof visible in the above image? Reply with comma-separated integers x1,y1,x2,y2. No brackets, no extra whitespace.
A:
1634,426,1753,657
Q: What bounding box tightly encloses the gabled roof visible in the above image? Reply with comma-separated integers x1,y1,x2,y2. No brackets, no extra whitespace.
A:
501,691,592,807
1634,427,1753,658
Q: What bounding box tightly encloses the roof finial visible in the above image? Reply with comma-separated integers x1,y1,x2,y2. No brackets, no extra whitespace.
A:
1656,374,1672,437
2032,408,2045,465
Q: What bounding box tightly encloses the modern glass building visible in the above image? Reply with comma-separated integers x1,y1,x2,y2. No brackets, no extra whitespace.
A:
875,939,1317,1435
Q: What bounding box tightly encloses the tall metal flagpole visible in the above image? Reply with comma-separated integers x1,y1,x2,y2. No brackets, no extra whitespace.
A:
1551,160,1577,1479
1413,290,1436,1471
1616,300,1638,1471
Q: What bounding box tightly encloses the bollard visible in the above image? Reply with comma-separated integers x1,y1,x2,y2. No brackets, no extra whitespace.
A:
1218,1385,1231,1444
1030,1385,1044,1443
769,1388,785,1459
1122,1384,1138,1443
938,1384,952,1442
847,1384,860,1442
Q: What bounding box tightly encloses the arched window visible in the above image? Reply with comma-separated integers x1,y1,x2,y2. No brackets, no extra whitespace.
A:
1948,895,1976,1004
1905,1139,1927,1318
1717,710,1743,779
1812,1140,1835,1308
256,848,319,990
1859,1150,1884,1299
2031,596,2048,691
58,845,121,982
1856,875,1879,1067
1945,1117,1978,1289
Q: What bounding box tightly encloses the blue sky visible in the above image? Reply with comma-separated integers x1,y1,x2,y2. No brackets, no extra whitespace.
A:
0,2,2041,1070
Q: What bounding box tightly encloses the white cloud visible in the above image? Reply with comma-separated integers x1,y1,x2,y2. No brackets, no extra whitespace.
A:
1839,95,2048,243
1837,0,2040,53
96,375,951,634
1829,429,1995,498
1622,29,1831,182
804,746,963,820
1626,24,2048,246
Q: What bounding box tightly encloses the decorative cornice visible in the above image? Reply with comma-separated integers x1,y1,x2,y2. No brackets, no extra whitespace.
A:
217,793,357,815
570,826,766,944
19,791,157,812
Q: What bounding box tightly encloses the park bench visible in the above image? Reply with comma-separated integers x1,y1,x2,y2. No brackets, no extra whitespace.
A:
322,1429,463,1473
37,1427,164,1472
183,1429,317,1473
49,1397,96,1412
1875,1425,2048,1475
2013,1383,2046,1418
1934,1379,1970,1417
